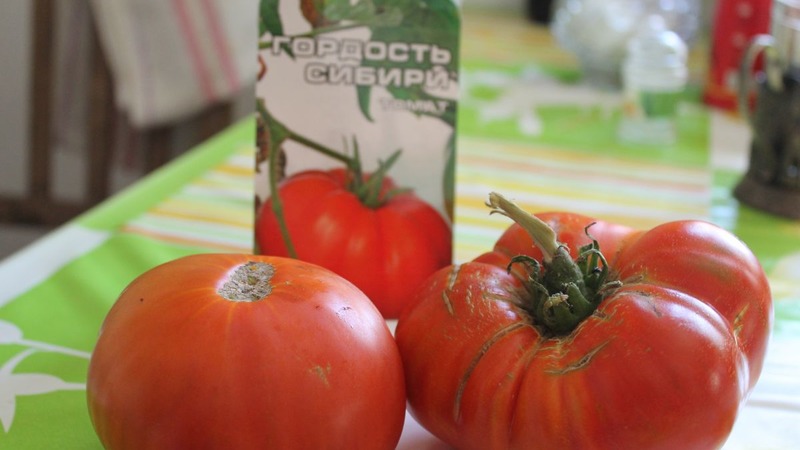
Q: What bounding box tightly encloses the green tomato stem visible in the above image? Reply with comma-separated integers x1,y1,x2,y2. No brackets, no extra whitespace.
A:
255,101,403,210
287,131,354,166
487,192,616,335
256,100,354,166
487,193,560,262
267,129,298,258
257,99,298,258
358,148,404,209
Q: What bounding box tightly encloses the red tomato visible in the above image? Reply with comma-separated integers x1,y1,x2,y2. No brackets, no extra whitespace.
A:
396,193,772,450
87,254,406,450
255,168,452,318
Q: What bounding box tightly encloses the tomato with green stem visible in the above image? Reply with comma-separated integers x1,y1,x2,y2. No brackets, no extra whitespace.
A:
396,192,772,450
87,254,406,449
255,151,452,318
255,104,452,318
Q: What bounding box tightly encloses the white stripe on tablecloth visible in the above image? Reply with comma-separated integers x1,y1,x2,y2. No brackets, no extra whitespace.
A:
0,225,110,308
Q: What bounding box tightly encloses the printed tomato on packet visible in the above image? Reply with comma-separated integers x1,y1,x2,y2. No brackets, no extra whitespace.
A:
254,0,462,318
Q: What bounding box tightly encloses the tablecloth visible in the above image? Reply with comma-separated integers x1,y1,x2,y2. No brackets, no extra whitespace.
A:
1,8,799,449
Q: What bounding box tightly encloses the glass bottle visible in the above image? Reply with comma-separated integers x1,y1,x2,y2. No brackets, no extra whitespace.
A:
617,15,688,146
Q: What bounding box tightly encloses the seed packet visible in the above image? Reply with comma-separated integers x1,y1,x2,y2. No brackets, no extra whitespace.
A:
254,0,460,318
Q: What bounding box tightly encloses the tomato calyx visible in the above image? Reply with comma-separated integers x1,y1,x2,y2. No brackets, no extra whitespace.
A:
346,140,410,209
257,101,412,256
487,192,621,335
217,261,275,302
257,102,409,210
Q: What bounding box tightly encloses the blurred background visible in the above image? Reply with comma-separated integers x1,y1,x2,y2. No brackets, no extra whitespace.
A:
0,0,259,257
0,0,736,259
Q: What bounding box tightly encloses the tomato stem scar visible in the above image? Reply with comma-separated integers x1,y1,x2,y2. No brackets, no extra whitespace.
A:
218,262,275,302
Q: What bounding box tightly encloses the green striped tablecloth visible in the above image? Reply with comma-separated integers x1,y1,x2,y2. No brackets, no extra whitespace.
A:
1,9,799,449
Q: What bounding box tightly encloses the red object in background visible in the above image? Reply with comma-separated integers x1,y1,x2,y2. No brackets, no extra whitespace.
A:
705,0,772,111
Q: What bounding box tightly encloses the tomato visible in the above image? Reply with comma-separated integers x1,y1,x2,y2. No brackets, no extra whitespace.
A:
87,254,406,450
395,193,772,450
255,168,452,318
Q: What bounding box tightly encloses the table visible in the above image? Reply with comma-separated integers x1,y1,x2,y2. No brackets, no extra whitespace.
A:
2,8,799,449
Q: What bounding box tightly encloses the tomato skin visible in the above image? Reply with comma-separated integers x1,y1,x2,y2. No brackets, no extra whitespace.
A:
87,254,406,450
613,220,772,388
255,169,452,318
396,212,771,450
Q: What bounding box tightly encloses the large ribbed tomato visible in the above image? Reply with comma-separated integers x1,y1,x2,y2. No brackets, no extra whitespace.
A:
396,193,772,450
255,168,452,318
87,254,406,450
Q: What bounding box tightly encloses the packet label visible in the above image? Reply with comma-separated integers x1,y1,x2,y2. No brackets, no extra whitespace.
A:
254,0,460,318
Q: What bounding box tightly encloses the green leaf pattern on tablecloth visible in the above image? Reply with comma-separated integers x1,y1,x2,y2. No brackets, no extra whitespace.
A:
458,64,709,169
0,120,256,445
0,231,209,446
460,65,618,138
0,321,87,433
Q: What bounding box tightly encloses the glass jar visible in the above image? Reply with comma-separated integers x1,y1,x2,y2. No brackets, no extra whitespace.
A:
551,0,700,88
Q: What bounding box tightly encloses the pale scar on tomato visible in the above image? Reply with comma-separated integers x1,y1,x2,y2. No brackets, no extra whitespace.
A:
544,340,612,375
217,261,275,302
733,303,749,339
440,265,462,316
441,291,456,316
452,322,528,421
309,363,332,388
447,265,462,291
